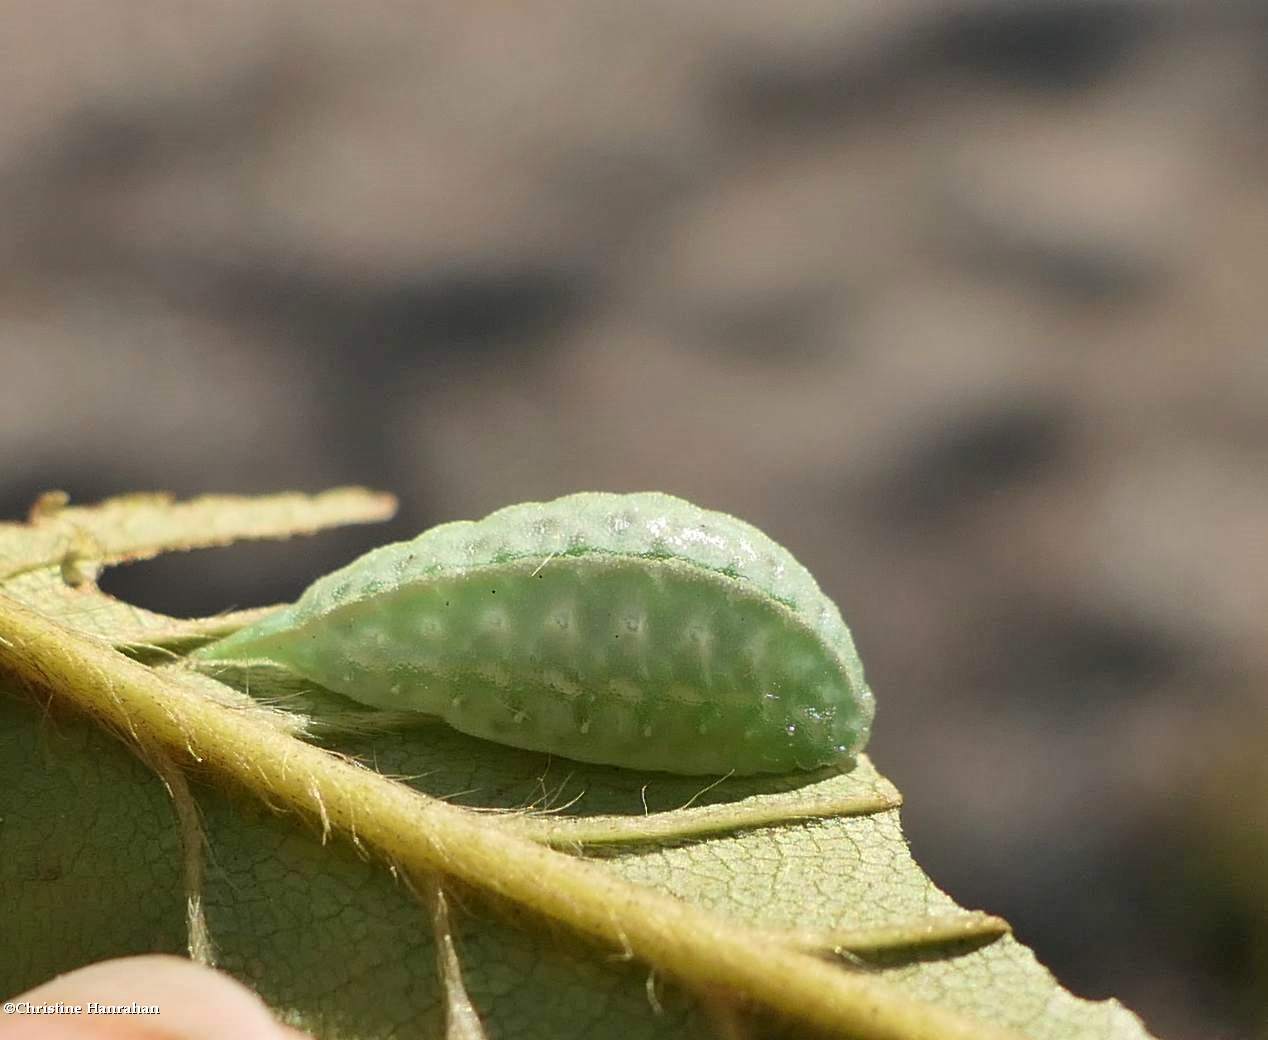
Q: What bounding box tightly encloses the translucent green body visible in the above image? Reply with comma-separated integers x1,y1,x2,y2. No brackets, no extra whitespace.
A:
194,493,874,775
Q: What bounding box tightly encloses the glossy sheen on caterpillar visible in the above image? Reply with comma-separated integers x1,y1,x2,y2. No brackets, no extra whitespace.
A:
193,492,874,775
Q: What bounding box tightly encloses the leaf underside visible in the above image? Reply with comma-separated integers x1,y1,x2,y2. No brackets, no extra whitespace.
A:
0,490,1156,1040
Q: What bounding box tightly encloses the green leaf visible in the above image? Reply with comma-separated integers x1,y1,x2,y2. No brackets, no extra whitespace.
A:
0,491,1158,1040
0,487,395,648
0,487,397,578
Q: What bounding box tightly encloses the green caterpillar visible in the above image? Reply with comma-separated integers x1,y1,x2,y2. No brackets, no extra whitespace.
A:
193,492,874,775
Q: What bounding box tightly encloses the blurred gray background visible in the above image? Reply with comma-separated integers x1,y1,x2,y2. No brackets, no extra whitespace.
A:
3,3,1266,1037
